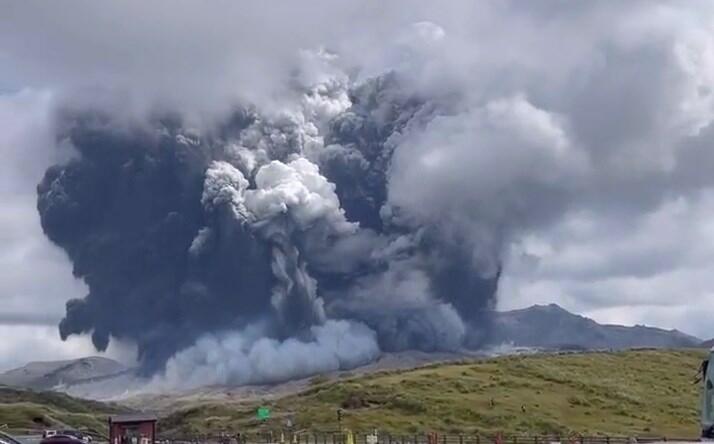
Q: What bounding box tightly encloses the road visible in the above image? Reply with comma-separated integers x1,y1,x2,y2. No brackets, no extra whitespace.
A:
14,435,42,444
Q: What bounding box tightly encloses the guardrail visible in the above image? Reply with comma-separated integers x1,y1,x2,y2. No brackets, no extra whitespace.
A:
157,432,700,444
6,429,108,441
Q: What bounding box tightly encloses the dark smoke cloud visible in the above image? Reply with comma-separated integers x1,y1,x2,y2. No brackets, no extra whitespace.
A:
38,113,272,373
316,74,498,348
37,68,498,383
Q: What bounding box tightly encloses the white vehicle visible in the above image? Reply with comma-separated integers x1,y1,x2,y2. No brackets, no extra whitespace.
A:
700,348,714,440
0,431,24,444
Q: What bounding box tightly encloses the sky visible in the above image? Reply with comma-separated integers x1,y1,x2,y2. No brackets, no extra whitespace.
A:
1,0,714,372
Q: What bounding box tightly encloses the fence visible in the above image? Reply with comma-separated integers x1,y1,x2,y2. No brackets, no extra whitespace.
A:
158,432,699,444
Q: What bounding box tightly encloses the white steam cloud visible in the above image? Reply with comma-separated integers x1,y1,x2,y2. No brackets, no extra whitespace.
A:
152,320,379,390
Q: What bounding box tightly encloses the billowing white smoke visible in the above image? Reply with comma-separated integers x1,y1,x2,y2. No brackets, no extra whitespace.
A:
202,156,355,230
201,157,357,333
246,158,356,234
152,320,379,390
387,94,587,274
227,48,352,164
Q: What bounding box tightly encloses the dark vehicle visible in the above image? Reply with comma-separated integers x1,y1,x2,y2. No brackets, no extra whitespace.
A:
59,431,91,443
41,438,83,444
40,431,89,444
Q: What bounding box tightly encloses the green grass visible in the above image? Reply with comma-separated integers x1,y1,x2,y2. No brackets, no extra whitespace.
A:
1,350,704,438
160,349,706,438
0,385,129,435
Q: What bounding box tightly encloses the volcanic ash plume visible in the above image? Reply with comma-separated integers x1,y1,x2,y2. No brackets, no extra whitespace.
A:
18,1,714,389
36,53,499,387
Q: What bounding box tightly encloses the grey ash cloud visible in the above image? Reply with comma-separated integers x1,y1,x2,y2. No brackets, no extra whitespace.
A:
1,0,714,382
36,71,499,383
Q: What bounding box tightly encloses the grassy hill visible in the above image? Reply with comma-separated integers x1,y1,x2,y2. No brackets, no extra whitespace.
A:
0,349,705,438
0,385,129,435
161,349,706,438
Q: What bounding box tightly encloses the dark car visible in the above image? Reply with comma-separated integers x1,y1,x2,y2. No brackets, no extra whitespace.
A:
40,432,87,444
57,432,90,443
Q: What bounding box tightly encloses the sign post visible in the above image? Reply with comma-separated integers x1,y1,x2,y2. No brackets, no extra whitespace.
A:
257,406,271,421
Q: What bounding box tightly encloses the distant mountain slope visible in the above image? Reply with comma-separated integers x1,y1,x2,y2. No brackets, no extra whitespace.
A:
0,356,129,390
0,305,701,399
490,304,701,349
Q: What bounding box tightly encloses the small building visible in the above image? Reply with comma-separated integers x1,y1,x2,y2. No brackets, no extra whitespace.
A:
108,414,158,444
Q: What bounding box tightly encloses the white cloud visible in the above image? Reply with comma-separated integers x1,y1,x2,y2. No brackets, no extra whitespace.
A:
500,192,714,339
0,325,137,372
0,91,91,370
0,90,87,318
0,325,93,372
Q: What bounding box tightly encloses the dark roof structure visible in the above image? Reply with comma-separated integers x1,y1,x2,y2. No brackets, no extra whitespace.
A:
109,414,158,423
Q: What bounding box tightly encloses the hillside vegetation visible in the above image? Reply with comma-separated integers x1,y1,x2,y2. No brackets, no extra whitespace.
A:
0,385,129,435
161,349,706,438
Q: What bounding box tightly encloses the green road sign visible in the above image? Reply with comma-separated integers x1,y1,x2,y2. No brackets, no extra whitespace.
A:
257,406,270,420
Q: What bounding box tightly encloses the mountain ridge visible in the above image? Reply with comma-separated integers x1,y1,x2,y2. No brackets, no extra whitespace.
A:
0,304,701,395
490,303,701,349
0,356,128,390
